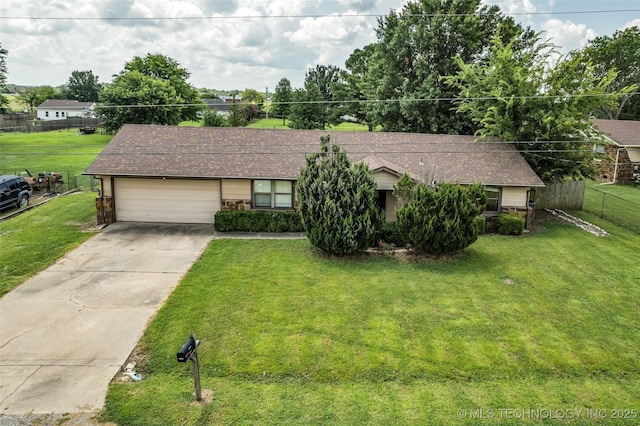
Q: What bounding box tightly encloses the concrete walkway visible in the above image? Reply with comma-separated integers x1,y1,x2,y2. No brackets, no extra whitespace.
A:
0,223,215,415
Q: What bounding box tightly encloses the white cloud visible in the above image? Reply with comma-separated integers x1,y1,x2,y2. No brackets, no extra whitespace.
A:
621,19,640,31
0,0,633,90
542,18,597,52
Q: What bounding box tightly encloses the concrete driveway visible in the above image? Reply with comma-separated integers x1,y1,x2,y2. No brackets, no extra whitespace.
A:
0,223,214,415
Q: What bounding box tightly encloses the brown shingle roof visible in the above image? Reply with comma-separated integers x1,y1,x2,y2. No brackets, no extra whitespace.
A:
85,124,545,187
592,119,640,147
36,99,94,110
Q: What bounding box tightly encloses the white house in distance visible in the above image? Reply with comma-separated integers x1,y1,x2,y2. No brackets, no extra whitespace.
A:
36,100,96,120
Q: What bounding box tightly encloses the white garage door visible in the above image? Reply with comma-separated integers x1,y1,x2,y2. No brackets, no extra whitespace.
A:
114,178,220,223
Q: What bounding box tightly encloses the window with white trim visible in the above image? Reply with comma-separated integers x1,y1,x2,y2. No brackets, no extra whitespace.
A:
253,180,293,208
484,187,500,212
56,111,59,117
45,111,49,117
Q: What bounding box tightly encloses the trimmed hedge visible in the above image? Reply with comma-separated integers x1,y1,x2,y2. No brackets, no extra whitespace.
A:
496,212,525,235
214,210,304,233
376,221,407,247
474,215,487,235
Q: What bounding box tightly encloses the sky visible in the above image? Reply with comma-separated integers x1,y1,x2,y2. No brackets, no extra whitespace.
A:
1,0,639,92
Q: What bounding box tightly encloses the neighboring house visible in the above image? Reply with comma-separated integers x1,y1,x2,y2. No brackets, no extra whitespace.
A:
201,99,231,117
36,100,95,120
592,119,640,184
84,124,545,225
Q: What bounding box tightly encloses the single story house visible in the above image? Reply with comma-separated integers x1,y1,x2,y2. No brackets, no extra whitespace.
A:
36,100,95,120
592,119,640,184
84,124,545,225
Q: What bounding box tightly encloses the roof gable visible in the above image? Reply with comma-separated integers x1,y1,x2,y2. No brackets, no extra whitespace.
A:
592,119,640,147
85,124,545,187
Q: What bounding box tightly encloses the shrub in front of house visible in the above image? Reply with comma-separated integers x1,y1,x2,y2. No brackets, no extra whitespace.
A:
375,221,407,247
297,136,383,255
474,215,487,235
496,212,525,235
214,210,304,232
396,182,487,255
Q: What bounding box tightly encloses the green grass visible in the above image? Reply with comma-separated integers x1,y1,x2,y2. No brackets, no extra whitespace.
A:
103,219,640,425
0,191,98,296
582,181,640,233
0,129,112,177
3,94,24,112
178,120,203,127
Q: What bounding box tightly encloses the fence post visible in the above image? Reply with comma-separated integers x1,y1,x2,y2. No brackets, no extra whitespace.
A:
600,193,606,218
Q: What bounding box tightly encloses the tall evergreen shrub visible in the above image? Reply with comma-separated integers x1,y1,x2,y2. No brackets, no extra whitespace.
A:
396,182,487,255
297,135,383,255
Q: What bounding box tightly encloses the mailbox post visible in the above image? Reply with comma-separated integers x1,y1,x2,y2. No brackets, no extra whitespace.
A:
177,332,202,401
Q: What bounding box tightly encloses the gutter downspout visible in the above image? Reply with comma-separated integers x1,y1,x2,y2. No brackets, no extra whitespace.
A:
601,148,621,185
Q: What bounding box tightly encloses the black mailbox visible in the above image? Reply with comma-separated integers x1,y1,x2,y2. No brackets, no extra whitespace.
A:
177,336,196,362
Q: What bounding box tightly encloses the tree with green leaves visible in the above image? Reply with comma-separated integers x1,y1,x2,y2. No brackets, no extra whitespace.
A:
62,70,101,102
396,182,487,255
16,86,62,111
297,135,383,255
304,65,346,130
576,26,640,120
288,82,326,130
0,43,9,113
272,77,292,125
98,53,202,132
241,88,265,111
445,34,620,181
202,110,228,127
343,44,377,131
360,0,532,134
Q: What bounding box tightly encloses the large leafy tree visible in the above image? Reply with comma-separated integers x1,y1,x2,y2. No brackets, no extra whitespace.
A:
342,44,377,131
62,70,101,102
0,43,9,113
577,26,640,120
361,0,530,134
288,82,326,130
98,53,202,132
446,34,619,181
241,88,265,110
297,136,383,255
396,182,486,255
304,65,347,129
16,86,62,111
272,77,292,125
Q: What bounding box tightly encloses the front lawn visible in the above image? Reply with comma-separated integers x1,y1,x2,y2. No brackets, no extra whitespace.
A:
0,191,98,296
104,218,640,425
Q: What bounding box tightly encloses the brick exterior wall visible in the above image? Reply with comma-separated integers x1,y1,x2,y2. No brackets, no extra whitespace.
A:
221,199,252,211
595,146,635,184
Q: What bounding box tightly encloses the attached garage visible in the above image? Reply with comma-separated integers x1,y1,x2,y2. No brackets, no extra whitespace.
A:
114,178,220,224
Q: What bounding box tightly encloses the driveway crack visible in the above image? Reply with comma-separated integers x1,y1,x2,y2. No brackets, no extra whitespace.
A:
0,365,41,406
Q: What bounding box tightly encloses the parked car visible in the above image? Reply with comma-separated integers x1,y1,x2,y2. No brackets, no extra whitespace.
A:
0,174,32,211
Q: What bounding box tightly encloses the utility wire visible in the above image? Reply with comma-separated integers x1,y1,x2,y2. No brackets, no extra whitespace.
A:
93,91,640,109
2,9,639,20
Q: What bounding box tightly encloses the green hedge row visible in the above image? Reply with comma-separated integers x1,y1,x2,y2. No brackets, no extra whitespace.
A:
214,210,304,232
496,212,525,235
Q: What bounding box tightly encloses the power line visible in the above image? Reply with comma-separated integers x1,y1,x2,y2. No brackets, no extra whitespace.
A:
93,91,640,109
2,9,639,20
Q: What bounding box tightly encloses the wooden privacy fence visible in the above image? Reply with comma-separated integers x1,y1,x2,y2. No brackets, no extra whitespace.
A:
531,180,585,210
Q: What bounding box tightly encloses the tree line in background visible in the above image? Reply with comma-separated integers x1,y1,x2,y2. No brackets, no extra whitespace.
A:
1,0,638,180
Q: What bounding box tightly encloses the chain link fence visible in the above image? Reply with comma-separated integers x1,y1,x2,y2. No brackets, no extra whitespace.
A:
582,186,640,234
7,170,98,199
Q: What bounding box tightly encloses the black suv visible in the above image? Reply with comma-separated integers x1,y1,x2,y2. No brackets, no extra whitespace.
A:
0,175,32,211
